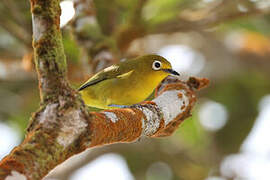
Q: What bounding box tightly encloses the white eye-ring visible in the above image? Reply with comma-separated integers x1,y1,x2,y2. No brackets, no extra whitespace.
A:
152,60,162,70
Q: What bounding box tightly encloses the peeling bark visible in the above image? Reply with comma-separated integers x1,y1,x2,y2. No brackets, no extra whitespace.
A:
0,0,209,179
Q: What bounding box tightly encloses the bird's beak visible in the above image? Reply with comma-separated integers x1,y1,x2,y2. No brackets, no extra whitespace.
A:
162,69,180,76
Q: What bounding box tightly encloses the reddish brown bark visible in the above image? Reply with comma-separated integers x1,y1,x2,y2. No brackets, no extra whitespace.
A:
0,76,208,180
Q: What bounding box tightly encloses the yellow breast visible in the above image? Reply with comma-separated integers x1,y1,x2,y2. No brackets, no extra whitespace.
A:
80,71,167,109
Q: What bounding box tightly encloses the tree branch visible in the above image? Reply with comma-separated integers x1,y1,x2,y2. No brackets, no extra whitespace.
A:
1,0,29,28
0,76,208,180
31,0,70,103
72,0,116,74
150,6,269,34
0,18,32,48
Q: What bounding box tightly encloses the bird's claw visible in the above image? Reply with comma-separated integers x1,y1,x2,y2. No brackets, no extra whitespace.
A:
108,104,132,108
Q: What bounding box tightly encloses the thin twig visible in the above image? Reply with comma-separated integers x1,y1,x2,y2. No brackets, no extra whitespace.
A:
151,8,269,34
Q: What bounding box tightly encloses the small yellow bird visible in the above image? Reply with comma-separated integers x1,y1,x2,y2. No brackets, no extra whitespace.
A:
78,54,179,109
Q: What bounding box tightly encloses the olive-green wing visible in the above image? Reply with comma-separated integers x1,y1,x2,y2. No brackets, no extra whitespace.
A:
78,75,108,91
78,64,134,91
78,65,119,91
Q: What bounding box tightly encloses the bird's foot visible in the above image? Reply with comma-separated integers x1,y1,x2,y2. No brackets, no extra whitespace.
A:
108,103,142,109
108,104,132,108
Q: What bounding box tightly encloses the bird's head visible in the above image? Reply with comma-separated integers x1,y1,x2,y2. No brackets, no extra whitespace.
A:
138,54,180,77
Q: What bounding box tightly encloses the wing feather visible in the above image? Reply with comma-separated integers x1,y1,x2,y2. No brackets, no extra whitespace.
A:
78,58,137,91
78,65,120,91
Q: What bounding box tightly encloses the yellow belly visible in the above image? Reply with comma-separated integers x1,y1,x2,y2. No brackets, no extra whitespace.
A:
80,73,167,109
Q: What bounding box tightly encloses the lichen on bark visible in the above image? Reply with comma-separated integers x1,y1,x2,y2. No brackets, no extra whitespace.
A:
31,0,68,103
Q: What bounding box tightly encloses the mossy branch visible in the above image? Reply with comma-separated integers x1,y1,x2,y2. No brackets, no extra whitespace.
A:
0,76,208,180
31,0,70,103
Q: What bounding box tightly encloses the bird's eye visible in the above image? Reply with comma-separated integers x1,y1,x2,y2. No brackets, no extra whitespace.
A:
152,60,162,70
